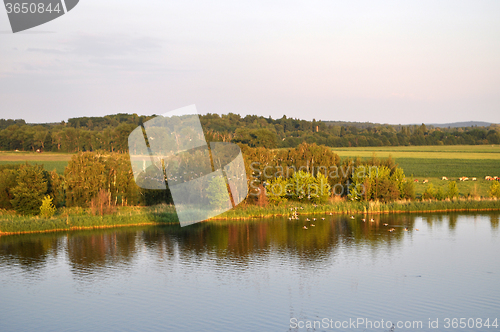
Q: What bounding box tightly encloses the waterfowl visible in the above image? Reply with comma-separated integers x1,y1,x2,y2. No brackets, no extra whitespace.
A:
312,218,316,221
361,218,366,222
389,228,396,232
415,228,419,231
350,216,355,219
306,218,310,221
404,227,408,231
370,218,375,222
310,224,315,227
303,226,308,229
321,217,325,220
383,223,388,226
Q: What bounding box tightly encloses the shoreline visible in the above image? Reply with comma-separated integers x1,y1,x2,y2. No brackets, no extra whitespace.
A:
1,199,499,236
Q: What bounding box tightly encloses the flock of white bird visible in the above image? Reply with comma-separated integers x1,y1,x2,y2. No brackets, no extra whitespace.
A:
288,207,419,232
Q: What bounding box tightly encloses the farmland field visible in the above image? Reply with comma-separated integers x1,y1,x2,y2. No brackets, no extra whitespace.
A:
0,152,71,175
332,144,500,159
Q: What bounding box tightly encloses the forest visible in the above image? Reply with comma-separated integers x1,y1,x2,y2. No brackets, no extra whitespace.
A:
1,113,500,153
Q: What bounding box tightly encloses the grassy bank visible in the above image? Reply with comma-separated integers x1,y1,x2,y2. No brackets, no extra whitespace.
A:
1,199,499,235
216,198,500,220
0,205,179,235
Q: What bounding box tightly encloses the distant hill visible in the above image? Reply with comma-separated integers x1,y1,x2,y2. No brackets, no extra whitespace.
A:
426,121,493,128
323,120,496,129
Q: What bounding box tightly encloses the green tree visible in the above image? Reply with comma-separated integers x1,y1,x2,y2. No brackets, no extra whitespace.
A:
40,195,56,218
64,152,107,207
10,164,48,215
206,175,230,210
0,166,19,209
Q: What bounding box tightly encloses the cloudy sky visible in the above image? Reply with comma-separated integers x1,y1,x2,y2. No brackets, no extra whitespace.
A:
1,0,499,124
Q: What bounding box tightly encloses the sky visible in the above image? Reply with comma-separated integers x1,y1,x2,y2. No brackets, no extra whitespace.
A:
0,0,499,125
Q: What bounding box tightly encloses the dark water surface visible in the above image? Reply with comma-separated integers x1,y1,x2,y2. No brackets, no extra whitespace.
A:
1,213,499,331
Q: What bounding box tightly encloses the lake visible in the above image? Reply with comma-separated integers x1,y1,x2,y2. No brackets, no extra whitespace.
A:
1,213,499,331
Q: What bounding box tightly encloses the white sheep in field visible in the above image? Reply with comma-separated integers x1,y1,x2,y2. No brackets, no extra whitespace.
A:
442,176,448,180
423,179,428,183
472,177,477,181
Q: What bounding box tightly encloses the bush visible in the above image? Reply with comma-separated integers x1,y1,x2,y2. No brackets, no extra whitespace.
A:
401,181,415,200
447,181,459,199
90,189,116,216
40,195,56,218
372,178,400,202
422,184,437,200
266,177,288,205
489,181,500,198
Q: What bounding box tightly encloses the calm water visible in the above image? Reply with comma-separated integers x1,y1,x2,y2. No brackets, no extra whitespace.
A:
1,213,499,332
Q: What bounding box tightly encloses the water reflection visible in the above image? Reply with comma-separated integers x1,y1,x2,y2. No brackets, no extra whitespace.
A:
491,214,499,229
1,212,498,278
67,230,140,278
0,233,63,274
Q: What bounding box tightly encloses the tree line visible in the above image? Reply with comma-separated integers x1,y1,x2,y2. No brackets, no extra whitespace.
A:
3,142,500,215
1,113,499,152
0,143,415,215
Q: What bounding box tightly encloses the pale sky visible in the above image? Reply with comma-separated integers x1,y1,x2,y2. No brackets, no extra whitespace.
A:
1,0,499,124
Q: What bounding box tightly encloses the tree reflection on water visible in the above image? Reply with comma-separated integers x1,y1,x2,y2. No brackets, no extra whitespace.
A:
1,212,498,278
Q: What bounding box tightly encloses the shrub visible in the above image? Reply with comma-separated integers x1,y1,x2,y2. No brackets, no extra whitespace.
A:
266,177,288,205
447,181,459,199
40,195,56,218
257,184,268,207
435,187,446,201
401,181,415,200
422,184,437,200
489,181,500,198
372,178,400,202
90,189,116,216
